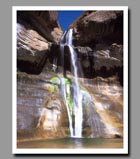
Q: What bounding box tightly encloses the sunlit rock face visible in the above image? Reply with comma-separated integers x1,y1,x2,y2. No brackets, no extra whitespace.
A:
17,11,63,74
17,64,69,141
17,23,50,74
81,77,123,138
17,11,63,44
17,70,123,140
37,94,66,131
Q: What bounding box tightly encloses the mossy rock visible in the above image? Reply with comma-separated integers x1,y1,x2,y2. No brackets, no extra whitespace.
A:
65,128,70,136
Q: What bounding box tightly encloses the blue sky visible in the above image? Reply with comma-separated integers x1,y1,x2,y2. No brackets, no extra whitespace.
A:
58,11,83,31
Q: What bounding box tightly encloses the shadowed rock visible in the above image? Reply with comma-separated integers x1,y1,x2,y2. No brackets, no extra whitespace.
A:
70,11,123,46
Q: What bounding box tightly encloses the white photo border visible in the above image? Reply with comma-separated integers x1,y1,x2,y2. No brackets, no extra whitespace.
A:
12,6,128,154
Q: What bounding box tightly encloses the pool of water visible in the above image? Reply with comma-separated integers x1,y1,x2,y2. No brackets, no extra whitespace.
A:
17,137,123,149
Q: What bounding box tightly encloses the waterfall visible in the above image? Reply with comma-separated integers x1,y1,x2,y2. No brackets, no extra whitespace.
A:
60,32,74,137
60,78,74,137
60,29,83,138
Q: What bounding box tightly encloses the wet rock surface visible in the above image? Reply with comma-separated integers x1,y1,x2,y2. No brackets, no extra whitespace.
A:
17,66,69,140
17,69,123,140
81,77,123,138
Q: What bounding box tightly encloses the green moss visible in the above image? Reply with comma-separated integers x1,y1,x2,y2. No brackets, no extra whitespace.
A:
50,77,60,85
65,128,70,135
49,77,75,119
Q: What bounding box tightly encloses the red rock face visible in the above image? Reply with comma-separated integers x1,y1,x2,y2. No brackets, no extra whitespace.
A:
17,68,69,141
17,11,63,43
17,11,63,74
70,11,123,46
81,77,123,138
67,11,123,85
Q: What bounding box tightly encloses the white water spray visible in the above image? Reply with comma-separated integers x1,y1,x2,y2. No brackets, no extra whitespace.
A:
65,29,83,137
60,78,74,137
60,29,83,137
60,32,74,137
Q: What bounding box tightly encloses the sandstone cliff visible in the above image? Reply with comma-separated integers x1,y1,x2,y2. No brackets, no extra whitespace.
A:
69,11,123,85
17,11,124,141
17,11,63,74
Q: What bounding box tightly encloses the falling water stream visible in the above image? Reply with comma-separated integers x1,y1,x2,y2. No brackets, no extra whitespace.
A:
60,78,74,137
60,29,83,137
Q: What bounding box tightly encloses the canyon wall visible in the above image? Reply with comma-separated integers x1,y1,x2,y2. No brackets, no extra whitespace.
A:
17,11,63,74
69,11,123,84
17,11,124,140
